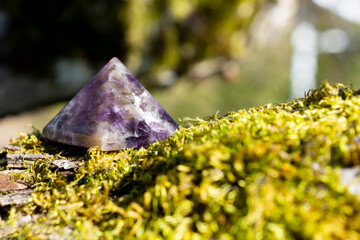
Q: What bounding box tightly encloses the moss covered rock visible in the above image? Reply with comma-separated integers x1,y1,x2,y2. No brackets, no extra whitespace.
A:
2,82,360,239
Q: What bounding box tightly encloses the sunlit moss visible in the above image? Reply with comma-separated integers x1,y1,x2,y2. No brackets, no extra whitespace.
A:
3,82,360,239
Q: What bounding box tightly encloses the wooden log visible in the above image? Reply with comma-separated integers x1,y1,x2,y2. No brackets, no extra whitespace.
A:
0,189,32,207
2,145,22,151
4,153,48,168
6,153,48,161
0,170,27,192
51,159,79,170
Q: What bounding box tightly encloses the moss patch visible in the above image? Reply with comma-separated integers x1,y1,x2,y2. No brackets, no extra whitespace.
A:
2,82,360,239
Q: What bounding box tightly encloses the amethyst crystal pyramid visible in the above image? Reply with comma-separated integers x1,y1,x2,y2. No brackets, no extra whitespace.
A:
43,57,179,151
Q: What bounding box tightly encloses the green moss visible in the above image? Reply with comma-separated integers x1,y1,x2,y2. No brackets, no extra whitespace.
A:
3,82,360,239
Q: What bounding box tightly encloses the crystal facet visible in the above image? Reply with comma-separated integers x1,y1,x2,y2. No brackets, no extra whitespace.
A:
43,57,179,151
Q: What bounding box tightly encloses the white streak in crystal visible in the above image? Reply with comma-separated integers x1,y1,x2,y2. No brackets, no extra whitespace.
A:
132,92,162,124
111,58,131,80
109,68,128,85
112,57,129,73
99,121,127,148
132,92,142,109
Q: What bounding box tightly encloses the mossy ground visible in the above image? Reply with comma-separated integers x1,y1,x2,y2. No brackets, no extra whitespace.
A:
2,82,360,239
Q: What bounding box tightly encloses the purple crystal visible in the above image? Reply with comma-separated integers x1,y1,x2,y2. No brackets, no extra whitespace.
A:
43,57,179,151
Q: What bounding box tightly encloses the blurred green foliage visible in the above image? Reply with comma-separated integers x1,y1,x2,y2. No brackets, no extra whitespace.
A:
1,0,264,84
153,45,291,119
123,0,264,80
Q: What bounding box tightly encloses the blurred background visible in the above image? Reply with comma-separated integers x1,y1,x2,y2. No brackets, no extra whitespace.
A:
1,0,360,146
